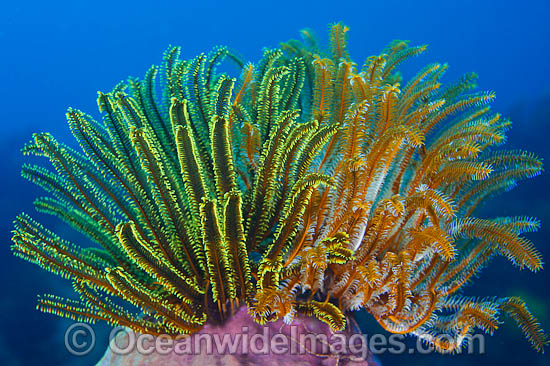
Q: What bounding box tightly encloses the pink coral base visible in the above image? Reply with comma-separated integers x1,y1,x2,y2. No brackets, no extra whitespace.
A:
98,307,380,366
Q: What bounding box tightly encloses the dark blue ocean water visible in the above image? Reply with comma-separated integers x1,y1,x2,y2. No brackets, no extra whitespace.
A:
1,1,548,365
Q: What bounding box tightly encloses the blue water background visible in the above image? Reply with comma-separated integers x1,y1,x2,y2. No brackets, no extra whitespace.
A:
0,1,548,365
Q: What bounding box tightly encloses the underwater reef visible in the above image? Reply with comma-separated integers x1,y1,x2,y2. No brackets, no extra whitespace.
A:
11,23,548,360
